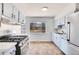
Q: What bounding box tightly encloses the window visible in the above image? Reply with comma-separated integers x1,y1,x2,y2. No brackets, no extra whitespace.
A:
30,22,45,33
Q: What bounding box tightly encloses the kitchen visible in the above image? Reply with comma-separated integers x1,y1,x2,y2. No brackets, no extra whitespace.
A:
0,3,79,55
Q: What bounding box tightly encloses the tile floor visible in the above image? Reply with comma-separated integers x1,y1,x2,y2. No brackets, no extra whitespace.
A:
27,42,64,55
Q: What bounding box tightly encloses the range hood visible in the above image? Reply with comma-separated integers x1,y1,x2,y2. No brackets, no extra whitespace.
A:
1,15,21,25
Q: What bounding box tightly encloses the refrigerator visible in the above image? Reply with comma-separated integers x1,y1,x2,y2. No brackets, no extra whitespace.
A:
67,12,79,47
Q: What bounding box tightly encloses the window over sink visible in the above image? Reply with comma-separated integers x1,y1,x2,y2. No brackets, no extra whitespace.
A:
30,22,46,33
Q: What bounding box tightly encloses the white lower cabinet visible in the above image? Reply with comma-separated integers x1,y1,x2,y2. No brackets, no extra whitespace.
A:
2,46,16,55
59,38,68,52
53,34,61,48
53,33,79,55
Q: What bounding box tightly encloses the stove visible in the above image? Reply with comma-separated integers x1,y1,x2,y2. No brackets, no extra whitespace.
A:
0,35,29,55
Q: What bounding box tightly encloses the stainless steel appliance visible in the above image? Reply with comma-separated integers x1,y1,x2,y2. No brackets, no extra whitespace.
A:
67,12,79,47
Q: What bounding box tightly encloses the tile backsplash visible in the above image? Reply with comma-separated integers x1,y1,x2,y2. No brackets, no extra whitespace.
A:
0,23,21,35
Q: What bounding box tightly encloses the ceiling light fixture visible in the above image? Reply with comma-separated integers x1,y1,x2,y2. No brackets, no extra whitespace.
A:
41,6,48,11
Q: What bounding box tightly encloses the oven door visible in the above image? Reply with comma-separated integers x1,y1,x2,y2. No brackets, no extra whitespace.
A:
20,38,29,55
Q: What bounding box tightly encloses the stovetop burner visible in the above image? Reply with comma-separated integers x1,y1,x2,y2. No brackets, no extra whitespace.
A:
0,35,27,42
0,38,22,42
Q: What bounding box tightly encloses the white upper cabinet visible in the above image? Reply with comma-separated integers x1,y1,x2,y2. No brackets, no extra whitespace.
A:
3,3,13,18
55,16,65,27
19,12,22,22
59,17,65,25
3,3,19,22
0,3,2,26
19,12,25,23
0,3,2,19
2,3,25,25
54,19,60,28
13,6,19,22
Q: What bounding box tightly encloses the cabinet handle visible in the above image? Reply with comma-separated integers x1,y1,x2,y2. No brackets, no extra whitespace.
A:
2,52,4,55
61,37,63,39
13,15,15,19
11,13,13,18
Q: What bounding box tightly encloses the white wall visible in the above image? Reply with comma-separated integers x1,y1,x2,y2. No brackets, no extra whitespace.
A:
0,23,21,34
24,17,54,41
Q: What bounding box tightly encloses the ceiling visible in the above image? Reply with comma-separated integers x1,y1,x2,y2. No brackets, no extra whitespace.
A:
13,3,71,17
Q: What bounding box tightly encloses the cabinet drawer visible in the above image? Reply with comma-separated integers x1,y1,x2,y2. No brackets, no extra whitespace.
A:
2,47,16,55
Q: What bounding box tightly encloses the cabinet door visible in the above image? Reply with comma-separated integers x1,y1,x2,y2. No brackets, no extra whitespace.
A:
54,19,58,28
3,47,16,55
19,12,24,23
56,35,61,47
13,7,19,22
0,3,2,26
3,3,13,18
53,34,57,43
53,34,61,46
60,17,65,25
60,38,68,50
